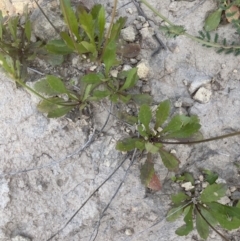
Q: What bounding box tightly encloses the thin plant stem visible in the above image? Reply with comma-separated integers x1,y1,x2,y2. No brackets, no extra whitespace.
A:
99,0,118,61
156,131,240,145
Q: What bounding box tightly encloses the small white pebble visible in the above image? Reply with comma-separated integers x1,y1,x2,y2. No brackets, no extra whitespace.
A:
110,69,118,78
202,182,209,188
221,64,226,69
157,127,163,132
125,228,133,236
233,69,238,73
126,8,133,14
89,65,97,71
170,149,176,154
181,182,194,191
230,186,237,192
199,175,204,182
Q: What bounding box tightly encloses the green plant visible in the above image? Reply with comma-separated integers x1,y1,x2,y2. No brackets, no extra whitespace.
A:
167,171,240,240
140,0,240,55
0,6,43,80
33,67,152,118
116,100,201,190
46,0,125,66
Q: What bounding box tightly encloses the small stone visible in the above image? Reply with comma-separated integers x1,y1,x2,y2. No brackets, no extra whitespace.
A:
110,69,118,78
193,87,212,104
130,58,138,64
11,236,31,241
169,2,178,11
202,182,209,188
157,127,163,132
126,8,133,14
121,26,136,42
181,182,194,191
221,64,226,69
174,100,182,108
199,175,204,182
233,69,238,73
142,84,151,93
137,16,146,23
230,186,237,192
183,79,188,86
122,65,132,71
170,149,176,154
181,97,194,107
231,191,240,200
188,76,211,94
89,65,97,71
218,196,231,205
137,61,150,79
142,22,149,28
125,228,134,236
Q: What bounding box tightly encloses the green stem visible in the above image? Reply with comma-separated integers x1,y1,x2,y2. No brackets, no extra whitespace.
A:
156,131,240,145
99,0,118,61
140,0,175,26
15,78,79,107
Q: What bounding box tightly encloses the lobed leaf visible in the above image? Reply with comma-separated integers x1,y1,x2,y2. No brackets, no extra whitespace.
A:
200,183,226,203
196,209,209,240
159,149,179,171
145,142,160,154
175,205,194,236
120,68,138,91
155,100,170,129
82,73,103,84
138,104,152,132
116,138,136,152
45,39,73,55
171,192,189,205
202,169,218,184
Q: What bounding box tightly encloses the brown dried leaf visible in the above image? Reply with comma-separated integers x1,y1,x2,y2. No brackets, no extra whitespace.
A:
147,173,162,191
117,42,141,58
225,5,240,23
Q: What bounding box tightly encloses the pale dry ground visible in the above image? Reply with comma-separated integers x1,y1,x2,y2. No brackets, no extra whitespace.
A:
0,0,240,241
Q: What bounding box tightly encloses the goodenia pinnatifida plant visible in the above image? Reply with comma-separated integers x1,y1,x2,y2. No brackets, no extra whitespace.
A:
167,171,240,240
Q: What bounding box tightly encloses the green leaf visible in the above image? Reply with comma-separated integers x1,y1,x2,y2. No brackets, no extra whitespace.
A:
166,206,184,222
196,208,209,240
60,32,75,49
183,172,195,185
120,68,138,91
109,17,126,41
163,115,201,139
24,19,31,42
47,106,74,118
117,111,138,125
138,104,152,132
45,39,73,55
207,202,240,219
131,94,152,105
82,73,103,84
202,169,218,184
78,41,97,55
200,183,226,203
60,0,80,41
140,159,155,186
155,100,170,129
135,140,145,151
145,142,160,154
0,11,3,40
91,90,110,100
162,115,190,133
137,124,148,137
171,192,189,205
159,149,179,171
200,208,218,227
204,9,222,32
119,94,131,103
34,76,68,95
116,138,136,152
37,97,74,118
102,41,117,75
8,16,18,41
175,205,194,236
78,8,95,44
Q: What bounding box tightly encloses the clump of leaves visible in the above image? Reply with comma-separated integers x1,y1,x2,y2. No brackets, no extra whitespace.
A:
46,0,126,63
167,171,240,240
116,100,201,190
34,67,151,118
0,6,43,80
